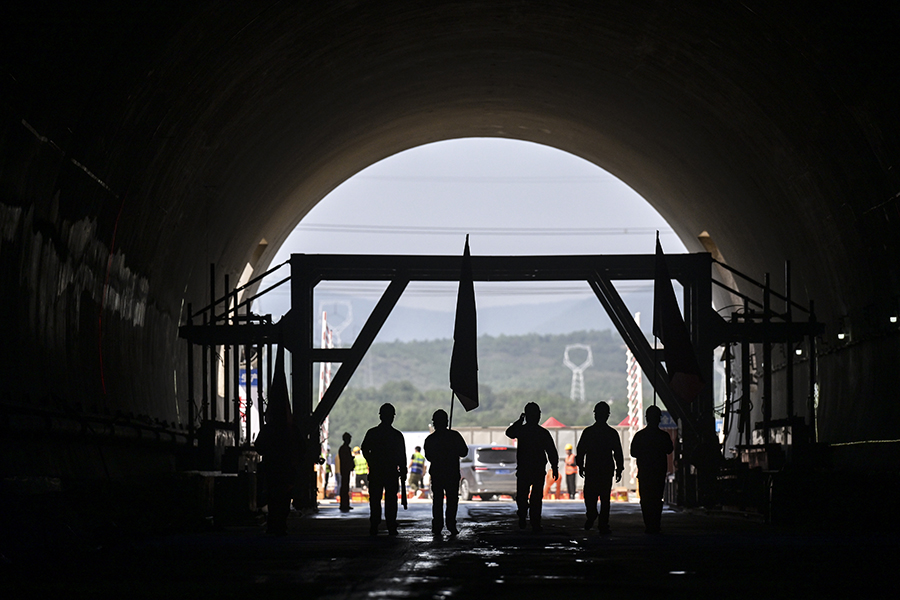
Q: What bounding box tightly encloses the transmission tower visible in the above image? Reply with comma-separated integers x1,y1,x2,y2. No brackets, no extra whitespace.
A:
625,312,644,486
318,300,352,347
563,344,593,402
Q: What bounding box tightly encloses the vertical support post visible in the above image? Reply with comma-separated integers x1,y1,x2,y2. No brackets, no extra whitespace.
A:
201,312,209,422
691,252,716,507
807,300,818,444
209,264,218,422
722,343,732,457
741,299,752,447
762,272,771,445
265,328,272,425
232,289,241,444
692,253,716,437
244,304,253,447
256,331,265,444
224,274,231,426
290,255,316,509
785,260,794,420
187,303,195,443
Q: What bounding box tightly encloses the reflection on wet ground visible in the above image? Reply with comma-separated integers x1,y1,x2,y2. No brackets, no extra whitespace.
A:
3,499,893,599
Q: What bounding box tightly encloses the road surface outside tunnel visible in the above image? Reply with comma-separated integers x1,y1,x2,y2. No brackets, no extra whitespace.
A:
4,501,892,599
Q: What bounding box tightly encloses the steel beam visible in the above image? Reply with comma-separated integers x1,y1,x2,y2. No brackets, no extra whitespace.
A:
184,251,819,510
311,279,409,427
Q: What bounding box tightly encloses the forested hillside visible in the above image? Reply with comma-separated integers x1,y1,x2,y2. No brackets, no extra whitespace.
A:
322,329,651,448
349,329,632,395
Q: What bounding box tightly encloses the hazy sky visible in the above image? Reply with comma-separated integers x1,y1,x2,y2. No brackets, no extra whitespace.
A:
255,138,686,317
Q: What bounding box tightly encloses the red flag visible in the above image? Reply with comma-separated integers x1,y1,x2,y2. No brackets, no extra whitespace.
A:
653,237,704,402
449,236,479,411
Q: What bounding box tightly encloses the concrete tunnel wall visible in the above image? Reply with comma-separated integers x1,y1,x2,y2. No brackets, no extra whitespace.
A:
1,1,899,479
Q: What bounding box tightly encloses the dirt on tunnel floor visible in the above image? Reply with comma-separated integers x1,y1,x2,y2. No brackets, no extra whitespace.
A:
2,499,893,599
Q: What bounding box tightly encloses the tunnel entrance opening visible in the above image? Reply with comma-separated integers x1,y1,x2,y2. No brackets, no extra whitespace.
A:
252,138,686,321
181,250,820,516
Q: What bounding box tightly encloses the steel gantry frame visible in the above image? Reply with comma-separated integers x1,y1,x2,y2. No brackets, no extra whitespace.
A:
285,253,716,447
179,252,820,509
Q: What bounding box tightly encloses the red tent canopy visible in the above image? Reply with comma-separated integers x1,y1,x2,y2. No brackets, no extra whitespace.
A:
542,416,567,428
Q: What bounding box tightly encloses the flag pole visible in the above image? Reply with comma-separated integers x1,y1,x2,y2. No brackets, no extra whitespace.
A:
653,336,659,408
449,390,455,429
654,230,659,408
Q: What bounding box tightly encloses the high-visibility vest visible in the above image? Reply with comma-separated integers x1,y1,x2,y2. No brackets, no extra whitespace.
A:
565,453,578,475
410,452,425,475
354,454,368,474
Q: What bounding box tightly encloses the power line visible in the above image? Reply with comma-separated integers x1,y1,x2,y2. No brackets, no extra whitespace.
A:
355,175,620,184
262,283,654,297
293,224,675,236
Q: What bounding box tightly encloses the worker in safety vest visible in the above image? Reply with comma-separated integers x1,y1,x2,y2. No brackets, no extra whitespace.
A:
353,446,369,490
408,446,426,496
564,443,578,499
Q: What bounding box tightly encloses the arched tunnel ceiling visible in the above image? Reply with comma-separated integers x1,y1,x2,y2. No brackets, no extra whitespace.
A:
1,1,899,441
115,0,898,313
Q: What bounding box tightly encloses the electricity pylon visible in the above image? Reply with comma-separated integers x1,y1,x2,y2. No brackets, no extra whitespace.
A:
563,344,593,402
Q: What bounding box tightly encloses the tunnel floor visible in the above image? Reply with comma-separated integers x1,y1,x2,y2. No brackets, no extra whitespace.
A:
3,499,892,599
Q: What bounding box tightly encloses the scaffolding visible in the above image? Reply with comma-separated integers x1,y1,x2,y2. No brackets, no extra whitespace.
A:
179,252,820,510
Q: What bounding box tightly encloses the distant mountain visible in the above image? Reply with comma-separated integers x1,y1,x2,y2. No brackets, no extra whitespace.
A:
322,328,653,448
313,292,653,343
346,329,638,397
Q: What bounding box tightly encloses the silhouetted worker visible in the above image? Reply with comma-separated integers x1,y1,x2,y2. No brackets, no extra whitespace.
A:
424,409,468,536
408,445,426,496
576,401,624,534
255,401,304,536
337,432,354,512
505,402,558,531
564,443,578,499
361,403,407,535
630,405,674,534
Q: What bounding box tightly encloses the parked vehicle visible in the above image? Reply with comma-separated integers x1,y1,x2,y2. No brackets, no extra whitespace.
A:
459,444,517,500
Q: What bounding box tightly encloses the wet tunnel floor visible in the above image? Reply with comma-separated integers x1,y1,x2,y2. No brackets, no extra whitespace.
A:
3,500,894,599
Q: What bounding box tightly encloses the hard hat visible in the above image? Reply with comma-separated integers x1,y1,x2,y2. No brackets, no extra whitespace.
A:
565,443,573,450
353,446,360,453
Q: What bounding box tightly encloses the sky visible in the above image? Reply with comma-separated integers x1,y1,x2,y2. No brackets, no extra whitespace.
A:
254,138,686,321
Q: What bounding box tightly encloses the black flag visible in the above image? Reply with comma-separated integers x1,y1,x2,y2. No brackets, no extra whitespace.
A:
653,236,704,402
449,235,479,411
265,343,293,429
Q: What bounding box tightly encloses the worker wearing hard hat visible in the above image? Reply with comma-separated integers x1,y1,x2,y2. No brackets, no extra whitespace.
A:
361,403,407,536
337,432,354,512
576,402,624,534
353,445,369,490
564,443,578,499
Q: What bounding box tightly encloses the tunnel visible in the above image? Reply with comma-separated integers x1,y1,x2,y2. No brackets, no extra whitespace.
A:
2,0,899,560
